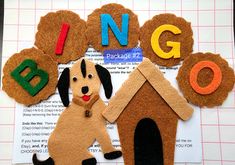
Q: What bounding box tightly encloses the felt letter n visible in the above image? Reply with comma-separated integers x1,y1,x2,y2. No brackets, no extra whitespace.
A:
151,24,181,59
101,14,129,46
11,59,49,96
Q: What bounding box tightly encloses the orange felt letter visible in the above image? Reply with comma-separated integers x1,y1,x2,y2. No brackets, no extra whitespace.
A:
189,61,222,95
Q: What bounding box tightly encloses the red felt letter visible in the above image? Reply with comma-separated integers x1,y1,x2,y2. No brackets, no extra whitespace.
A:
55,23,70,55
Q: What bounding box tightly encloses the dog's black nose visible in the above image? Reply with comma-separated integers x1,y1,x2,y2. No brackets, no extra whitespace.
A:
82,86,89,94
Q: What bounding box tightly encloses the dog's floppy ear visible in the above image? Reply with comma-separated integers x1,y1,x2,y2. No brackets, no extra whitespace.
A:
58,68,70,107
95,64,113,99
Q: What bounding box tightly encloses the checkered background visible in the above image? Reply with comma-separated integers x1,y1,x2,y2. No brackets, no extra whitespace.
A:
0,0,234,165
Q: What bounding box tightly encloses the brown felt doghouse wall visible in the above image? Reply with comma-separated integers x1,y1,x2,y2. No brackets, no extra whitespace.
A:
117,81,178,165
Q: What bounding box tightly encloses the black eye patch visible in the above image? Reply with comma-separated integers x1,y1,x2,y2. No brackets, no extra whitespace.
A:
81,59,86,78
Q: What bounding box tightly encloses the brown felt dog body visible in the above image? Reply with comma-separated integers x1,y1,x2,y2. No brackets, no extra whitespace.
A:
33,59,122,165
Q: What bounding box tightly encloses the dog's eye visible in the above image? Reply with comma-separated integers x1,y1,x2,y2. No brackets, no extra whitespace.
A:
88,74,93,79
73,77,77,82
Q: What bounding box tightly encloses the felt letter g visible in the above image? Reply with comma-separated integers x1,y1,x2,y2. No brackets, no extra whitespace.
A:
11,59,49,96
151,24,181,59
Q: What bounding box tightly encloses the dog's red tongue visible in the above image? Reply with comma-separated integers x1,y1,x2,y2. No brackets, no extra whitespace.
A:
82,95,90,102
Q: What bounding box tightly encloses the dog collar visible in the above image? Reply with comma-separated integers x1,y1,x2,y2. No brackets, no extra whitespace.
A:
72,94,100,117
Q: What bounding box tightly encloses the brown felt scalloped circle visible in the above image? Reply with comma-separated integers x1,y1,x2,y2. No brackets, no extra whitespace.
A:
177,52,235,107
86,3,140,52
2,47,58,106
140,14,193,67
35,10,88,64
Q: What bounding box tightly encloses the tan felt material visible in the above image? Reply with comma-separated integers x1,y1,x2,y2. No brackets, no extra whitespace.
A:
103,68,146,123
86,3,140,52
35,10,88,64
140,14,193,67
103,58,193,122
2,47,58,106
116,81,178,165
177,52,235,107
48,59,118,164
49,100,116,165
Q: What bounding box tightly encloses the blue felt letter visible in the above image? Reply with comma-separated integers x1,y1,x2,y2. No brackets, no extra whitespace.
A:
101,14,129,46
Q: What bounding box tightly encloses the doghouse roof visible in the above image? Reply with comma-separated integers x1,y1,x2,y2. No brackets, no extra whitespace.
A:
103,58,194,123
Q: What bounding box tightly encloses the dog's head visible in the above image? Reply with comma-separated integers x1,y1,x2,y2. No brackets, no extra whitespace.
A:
58,59,113,107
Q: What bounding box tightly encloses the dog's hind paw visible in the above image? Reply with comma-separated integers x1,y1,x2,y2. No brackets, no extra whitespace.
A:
82,158,97,165
32,153,54,165
104,151,122,160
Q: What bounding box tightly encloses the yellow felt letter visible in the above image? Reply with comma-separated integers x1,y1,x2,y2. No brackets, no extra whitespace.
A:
151,24,181,59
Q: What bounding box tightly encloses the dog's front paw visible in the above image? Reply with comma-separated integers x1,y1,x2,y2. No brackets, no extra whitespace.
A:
104,151,122,160
82,157,97,165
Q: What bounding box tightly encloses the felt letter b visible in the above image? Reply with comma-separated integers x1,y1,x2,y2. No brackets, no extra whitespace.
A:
101,14,129,46
11,59,49,96
151,24,181,59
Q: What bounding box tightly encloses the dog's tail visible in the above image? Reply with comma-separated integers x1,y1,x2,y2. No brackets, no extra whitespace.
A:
32,153,54,165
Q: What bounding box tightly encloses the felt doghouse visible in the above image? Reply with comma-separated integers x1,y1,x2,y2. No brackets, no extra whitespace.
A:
103,58,194,165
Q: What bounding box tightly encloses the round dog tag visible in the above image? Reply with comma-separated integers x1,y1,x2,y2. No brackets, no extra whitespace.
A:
85,110,92,117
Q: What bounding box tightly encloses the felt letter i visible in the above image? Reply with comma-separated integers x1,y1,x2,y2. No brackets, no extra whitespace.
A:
55,23,70,55
11,59,49,96
101,14,129,46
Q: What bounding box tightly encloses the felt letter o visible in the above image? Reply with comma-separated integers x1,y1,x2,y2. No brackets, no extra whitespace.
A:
189,61,222,95
151,24,181,59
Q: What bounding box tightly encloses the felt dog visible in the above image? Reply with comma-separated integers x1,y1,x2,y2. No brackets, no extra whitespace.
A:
33,59,122,165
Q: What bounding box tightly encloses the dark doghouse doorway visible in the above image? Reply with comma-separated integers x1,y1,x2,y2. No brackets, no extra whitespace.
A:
134,118,164,165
